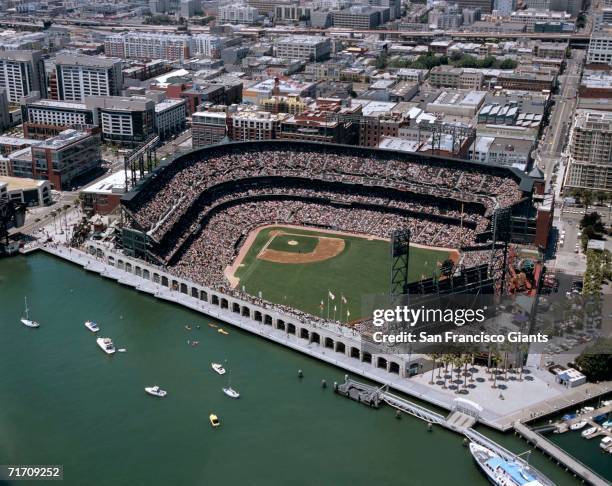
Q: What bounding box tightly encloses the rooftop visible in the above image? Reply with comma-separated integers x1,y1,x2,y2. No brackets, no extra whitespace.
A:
82,170,130,195
0,175,47,191
36,129,90,150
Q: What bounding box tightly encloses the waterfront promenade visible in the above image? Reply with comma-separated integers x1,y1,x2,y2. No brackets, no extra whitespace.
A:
35,242,612,433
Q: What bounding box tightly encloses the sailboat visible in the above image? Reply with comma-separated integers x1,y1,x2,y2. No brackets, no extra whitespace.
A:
222,362,240,399
20,297,40,328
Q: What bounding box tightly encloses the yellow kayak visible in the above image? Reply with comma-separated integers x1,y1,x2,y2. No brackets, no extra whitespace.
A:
218,328,229,335
208,323,218,328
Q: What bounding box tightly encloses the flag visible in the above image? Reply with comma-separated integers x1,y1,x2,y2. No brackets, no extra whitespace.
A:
320,300,324,309
334,305,337,312
347,310,350,317
341,294,347,304
328,291,335,300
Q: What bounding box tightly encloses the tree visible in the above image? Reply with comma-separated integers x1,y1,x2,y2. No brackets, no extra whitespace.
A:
575,339,612,381
580,212,605,234
499,58,517,70
440,258,454,277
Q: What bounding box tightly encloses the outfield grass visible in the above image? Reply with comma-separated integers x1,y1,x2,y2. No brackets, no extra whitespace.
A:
234,226,452,320
267,232,319,254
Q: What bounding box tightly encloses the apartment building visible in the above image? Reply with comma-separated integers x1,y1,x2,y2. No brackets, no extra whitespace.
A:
21,97,94,139
190,35,230,59
227,110,287,141
54,54,123,102
509,9,573,32
565,110,612,192
0,50,47,103
105,33,190,61
331,7,383,29
218,4,260,24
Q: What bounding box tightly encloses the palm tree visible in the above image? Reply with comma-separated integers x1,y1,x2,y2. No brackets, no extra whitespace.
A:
462,353,473,387
451,354,463,392
428,353,440,384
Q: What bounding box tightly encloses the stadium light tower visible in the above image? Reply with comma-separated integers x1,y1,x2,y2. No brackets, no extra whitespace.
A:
390,229,411,296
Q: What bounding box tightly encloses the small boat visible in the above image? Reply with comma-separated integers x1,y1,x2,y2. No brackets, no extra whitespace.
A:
145,386,167,398
581,406,595,413
96,337,116,355
602,420,612,429
209,413,220,428
208,323,218,328
20,296,40,328
581,426,598,438
118,348,127,353
223,387,240,399
600,437,612,450
570,420,587,431
85,320,100,333
191,340,199,346
218,328,229,335
185,325,192,330
211,362,226,375
222,362,240,398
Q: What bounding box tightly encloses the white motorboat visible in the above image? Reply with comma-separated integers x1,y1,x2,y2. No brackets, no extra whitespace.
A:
570,420,587,431
20,296,39,328
600,437,612,450
96,337,116,355
223,387,240,399
211,363,226,375
145,386,167,398
222,361,240,398
581,406,594,413
581,426,598,438
85,320,100,333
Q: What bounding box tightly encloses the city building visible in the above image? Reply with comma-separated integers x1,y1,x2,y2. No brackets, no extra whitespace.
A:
105,33,190,61
331,7,383,29
191,110,228,147
30,129,101,190
0,175,51,206
80,170,129,215
243,78,316,105
468,136,533,169
85,96,156,145
275,36,331,62
190,35,230,59
0,50,47,104
21,96,94,139
54,54,124,102
218,4,261,24
227,110,287,141
429,66,484,90
154,98,187,139
587,32,612,66
564,110,612,192
509,9,573,32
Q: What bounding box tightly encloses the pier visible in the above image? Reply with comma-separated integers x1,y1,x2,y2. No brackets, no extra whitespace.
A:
334,377,555,485
514,421,610,486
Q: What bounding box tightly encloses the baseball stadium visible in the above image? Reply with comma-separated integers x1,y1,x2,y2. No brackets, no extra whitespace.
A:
119,141,549,322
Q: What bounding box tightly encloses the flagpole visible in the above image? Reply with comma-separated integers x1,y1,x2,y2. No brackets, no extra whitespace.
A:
339,294,343,324
327,290,330,320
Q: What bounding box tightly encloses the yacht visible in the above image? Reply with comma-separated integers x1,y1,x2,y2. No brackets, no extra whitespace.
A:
570,420,587,431
209,414,220,427
600,437,612,451
96,337,116,355
211,363,226,375
145,386,167,398
469,442,553,486
581,426,598,438
85,320,100,333
20,296,40,328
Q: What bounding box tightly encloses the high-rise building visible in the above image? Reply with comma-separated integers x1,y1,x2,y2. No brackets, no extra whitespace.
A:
564,110,612,192
0,50,47,103
54,54,123,103
218,4,260,24
192,111,228,147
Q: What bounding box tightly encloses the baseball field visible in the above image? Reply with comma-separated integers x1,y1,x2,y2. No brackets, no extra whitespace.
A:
231,226,457,321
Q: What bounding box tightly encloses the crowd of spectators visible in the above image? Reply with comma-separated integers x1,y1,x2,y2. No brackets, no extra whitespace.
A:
126,146,523,243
